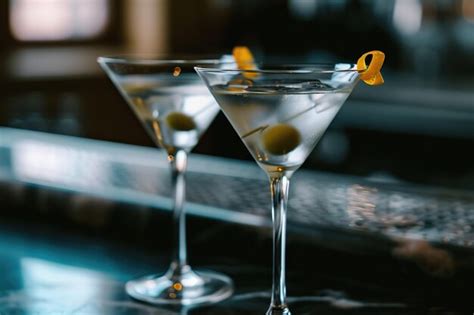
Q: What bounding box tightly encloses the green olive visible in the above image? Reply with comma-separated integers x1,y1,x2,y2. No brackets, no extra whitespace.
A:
261,123,301,155
123,84,155,95
165,112,196,131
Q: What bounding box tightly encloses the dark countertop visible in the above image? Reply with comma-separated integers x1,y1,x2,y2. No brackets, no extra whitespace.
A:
0,128,473,314
0,217,469,315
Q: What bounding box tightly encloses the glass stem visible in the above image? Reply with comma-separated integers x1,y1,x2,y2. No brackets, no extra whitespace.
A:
169,150,188,272
267,175,291,315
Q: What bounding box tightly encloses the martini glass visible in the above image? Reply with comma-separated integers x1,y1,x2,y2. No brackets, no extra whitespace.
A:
98,56,234,306
196,64,360,314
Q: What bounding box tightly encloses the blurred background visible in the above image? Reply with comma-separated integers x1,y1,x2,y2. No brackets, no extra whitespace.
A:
0,2,474,312
1,0,474,188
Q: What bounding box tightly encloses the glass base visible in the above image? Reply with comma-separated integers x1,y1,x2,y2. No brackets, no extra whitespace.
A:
126,264,233,306
202,291,406,315
266,306,291,315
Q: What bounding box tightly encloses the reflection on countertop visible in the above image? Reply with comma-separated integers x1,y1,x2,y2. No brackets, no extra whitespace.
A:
0,127,473,314
0,218,468,315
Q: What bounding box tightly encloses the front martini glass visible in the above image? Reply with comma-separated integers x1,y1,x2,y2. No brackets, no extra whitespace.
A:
98,56,234,306
196,64,360,314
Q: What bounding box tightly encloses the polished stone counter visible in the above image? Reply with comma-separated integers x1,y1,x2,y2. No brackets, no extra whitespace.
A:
0,216,469,315
0,216,470,315
0,127,473,314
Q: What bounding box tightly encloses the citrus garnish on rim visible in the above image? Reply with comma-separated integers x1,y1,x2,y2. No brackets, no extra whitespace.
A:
232,46,259,79
357,50,385,86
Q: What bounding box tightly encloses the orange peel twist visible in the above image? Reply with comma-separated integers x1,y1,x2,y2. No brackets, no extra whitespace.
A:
232,46,259,79
357,50,385,86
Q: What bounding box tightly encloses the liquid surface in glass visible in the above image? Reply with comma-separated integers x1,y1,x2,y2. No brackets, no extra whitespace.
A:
117,74,219,153
211,80,351,175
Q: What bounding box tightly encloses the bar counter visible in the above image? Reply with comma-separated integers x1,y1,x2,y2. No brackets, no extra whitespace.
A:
0,127,472,314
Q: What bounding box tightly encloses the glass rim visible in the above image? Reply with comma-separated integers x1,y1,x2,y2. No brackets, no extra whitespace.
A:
195,63,359,74
97,54,234,66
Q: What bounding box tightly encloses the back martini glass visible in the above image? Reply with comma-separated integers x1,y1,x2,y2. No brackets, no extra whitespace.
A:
196,64,360,314
98,56,234,306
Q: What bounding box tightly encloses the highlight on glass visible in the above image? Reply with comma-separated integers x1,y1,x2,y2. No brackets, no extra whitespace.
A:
98,55,234,306
196,62,362,314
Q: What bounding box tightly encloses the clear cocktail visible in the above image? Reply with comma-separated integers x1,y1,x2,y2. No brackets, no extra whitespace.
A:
99,56,234,306
196,58,374,314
